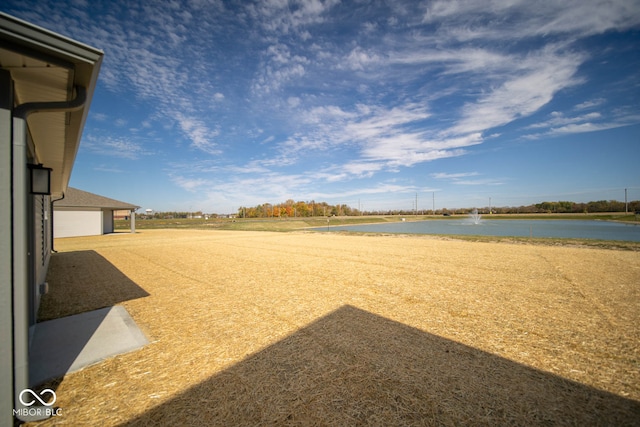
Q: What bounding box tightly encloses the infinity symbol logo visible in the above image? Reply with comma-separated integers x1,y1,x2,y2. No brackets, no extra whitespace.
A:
18,388,56,407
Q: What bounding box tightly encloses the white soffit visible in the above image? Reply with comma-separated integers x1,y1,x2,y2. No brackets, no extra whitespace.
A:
0,12,103,195
4,52,72,189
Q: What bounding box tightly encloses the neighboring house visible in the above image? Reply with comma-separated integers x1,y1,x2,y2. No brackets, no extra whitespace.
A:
0,13,103,423
54,187,139,238
113,209,132,220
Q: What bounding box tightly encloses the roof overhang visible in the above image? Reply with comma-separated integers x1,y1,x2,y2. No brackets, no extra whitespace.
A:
0,12,103,197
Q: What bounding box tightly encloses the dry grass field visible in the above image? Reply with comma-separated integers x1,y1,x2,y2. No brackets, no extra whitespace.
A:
32,229,640,426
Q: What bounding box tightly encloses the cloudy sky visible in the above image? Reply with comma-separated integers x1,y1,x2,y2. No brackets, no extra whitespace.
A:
5,0,640,213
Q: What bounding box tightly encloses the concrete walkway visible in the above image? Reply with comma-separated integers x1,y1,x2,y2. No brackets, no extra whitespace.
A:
29,305,148,386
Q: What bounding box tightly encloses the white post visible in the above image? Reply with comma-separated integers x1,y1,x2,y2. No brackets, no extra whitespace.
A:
130,209,136,233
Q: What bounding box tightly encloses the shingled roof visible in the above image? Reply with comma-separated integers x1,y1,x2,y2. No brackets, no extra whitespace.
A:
55,187,139,210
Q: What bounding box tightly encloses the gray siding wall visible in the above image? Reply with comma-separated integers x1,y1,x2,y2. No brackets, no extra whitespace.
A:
0,67,14,427
31,194,51,324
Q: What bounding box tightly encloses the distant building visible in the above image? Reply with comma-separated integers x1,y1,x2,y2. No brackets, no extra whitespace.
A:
53,187,139,238
114,209,132,220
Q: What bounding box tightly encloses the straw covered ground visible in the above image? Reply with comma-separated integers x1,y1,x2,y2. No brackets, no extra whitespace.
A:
33,229,640,426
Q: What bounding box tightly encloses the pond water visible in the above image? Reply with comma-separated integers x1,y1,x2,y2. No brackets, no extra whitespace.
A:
317,219,640,242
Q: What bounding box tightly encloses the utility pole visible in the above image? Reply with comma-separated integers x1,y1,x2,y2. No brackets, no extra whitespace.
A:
432,192,435,215
625,188,628,214
415,193,418,215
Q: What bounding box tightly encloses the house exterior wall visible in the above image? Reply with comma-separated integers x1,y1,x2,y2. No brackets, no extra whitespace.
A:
54,208,103,238
2,13,104,422
30,194,51,325
102,209,114,234
33,195,51,284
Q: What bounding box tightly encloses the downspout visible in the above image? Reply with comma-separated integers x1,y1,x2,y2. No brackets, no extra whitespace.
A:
50,192,65,253
12,85,86,422
13,85,86,118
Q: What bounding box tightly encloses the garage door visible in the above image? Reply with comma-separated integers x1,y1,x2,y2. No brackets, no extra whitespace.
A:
54,209,102,238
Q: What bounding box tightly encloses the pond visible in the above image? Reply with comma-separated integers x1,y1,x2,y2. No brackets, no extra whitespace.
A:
316,219,640,242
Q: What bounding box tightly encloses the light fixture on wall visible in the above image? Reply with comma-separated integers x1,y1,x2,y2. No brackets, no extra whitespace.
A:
28,164,52,195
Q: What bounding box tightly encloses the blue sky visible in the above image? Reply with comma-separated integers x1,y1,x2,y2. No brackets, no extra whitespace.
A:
5,0,640,213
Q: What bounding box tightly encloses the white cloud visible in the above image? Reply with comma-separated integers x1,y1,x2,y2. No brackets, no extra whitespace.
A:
310,183,416,200
431,171,502,186
341,161,385,178
204,172,313,206
389,47,509,74
93,165,125,173
524,110,640,139
547,121,637,136
449,48,584,135
527,112,602,129
344,104,431,140
269,102,486,174
574,98,606,110
83,135,150,159
342,47,382,71
245,0,340,34
287,96,301,107
452,178,504,186
431,172,480,180
424,0,640,40
361,134,478,167
362,21,378,34
252,44,309,95
176,114,220,155
171,176,210,192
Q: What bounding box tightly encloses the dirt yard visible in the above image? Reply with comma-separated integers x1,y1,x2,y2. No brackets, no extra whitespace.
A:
33,229,640,426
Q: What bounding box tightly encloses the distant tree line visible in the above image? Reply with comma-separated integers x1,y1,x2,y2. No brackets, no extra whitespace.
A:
132,199,640,219
238,200,358,218
236,199,640,218
511,200,640,214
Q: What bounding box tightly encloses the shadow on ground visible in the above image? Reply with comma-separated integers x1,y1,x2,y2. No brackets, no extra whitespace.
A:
26,250,149,406
121,305,639,426
39,250,149,321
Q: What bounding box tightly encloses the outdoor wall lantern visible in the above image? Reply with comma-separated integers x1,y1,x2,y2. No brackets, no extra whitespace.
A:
28,164,52,195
